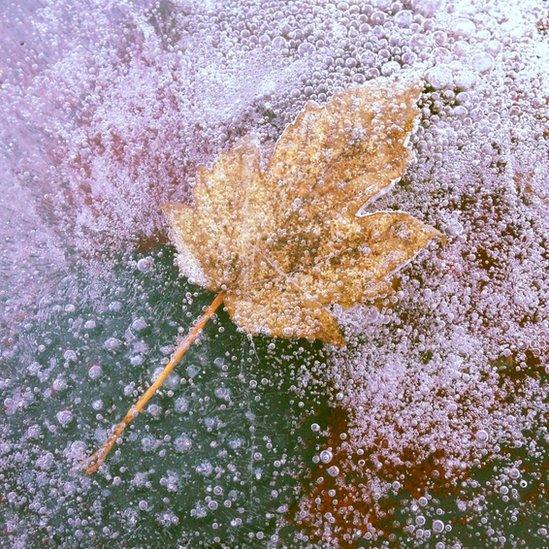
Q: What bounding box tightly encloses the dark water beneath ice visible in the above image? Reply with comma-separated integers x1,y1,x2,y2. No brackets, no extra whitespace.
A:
2,246,335,545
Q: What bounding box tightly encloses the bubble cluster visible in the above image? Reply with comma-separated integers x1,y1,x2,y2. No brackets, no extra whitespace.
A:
1,0,547,546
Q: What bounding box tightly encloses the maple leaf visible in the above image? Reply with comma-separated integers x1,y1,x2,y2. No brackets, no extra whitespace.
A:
83,75,442,474
164,75,441,346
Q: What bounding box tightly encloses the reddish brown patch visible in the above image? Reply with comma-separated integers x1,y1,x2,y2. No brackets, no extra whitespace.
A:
293,406,469,546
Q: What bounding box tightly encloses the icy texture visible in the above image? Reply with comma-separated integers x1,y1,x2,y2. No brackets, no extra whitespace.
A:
1,0,547,546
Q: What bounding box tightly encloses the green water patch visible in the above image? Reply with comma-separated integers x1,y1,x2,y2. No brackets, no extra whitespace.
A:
1,246,332,546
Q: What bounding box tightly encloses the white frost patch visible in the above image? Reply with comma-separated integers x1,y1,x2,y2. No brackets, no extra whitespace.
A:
175,246,210,288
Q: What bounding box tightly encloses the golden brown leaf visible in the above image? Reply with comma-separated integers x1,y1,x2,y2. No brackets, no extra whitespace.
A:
164,75,441,346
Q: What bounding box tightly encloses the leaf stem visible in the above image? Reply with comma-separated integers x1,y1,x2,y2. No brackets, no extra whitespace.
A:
83,291,225,474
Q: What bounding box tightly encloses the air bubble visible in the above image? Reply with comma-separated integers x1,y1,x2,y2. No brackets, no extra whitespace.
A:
137,257,153,272
104,337,121,352
471,53,494,73
425,65,452,89
320,449,333,463
56,410,73,426
88,364,102,380
432,519,444,533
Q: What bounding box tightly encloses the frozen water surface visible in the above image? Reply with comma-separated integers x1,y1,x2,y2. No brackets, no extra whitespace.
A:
1,0,547,546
